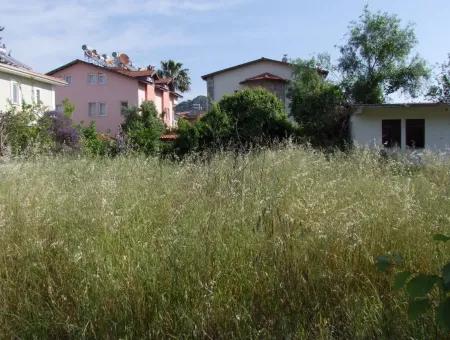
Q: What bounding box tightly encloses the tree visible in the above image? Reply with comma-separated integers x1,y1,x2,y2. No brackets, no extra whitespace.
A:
427,54,450,103
174,88,297,156
289,57,350,148
157,60,191,93
121,101,165,155
338,7,429,104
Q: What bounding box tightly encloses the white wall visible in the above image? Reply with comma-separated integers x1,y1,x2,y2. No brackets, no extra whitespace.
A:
351,106,450,151
0,71,55,111
208,60,294,111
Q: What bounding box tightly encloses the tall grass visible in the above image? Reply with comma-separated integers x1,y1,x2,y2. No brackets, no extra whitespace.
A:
0,146,449,338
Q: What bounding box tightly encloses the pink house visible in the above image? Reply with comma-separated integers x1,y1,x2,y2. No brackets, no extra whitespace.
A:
47,59,181,134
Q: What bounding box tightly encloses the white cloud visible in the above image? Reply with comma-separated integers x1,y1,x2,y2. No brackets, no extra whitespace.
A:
0,0,247,72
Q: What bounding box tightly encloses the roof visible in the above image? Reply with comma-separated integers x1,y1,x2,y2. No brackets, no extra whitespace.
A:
354,102,450,114
47,59,154,83
357,103,450,108
240,72,289,84
201,57,294,80
0,51,32,70
0,62,67,86
112,68,157,78
160,133,178,141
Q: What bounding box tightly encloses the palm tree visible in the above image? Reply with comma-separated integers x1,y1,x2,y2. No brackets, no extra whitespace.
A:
157,60,191,93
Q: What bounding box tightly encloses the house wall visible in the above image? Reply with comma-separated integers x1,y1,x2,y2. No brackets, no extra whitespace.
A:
0,71,55,111
205,61,294,111
154,89,163,115
351,105,450,151
51,62,139,134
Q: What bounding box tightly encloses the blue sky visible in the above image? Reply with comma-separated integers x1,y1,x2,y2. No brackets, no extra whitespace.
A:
1,0,449,100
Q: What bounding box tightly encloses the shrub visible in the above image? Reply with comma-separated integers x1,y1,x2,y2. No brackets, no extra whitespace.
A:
80,122,118,156
174,88,297,156
0,103,53,156
40,110,80,151
121,101,165,155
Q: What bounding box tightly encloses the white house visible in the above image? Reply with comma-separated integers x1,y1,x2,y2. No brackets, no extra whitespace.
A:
202,57,297,111
351,103,450,152
0,49,66,112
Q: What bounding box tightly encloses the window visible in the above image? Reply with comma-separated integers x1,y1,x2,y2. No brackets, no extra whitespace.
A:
10,81,20,104
382,119,401,148
56,104,63,113
88,102,97,116
64,75,72,85
406,119,425,149
35,89,41,104
88,74,97,85
98,73,106,85
98,103,107,116
121,101,128,113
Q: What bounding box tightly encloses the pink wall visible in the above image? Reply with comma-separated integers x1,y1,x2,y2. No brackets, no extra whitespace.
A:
52,63,139,134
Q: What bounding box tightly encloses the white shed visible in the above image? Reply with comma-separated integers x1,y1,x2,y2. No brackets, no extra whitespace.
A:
351,103,450,152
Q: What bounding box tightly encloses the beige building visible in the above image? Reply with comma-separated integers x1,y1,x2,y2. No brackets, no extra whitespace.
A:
202,57,295,111
351,103,450,151
0,60,66,112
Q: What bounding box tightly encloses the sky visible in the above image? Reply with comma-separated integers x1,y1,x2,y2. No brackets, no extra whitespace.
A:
1,0,449,100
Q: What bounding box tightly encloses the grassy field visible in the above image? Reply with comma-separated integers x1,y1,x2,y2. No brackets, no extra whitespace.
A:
0,146,449,339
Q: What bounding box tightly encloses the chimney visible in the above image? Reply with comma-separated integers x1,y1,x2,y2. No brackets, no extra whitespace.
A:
282,54,288,63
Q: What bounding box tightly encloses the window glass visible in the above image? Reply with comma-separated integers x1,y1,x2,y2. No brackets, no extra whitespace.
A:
406,119,425,148
382,119,401,148
88,102,97,116
88,74,97,84
98,73,106,85
98,103,107,116
11,82,20,104
64,75,72,85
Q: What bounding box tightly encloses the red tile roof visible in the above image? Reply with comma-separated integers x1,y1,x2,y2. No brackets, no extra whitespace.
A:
240,72,289,84
160,133,178,141
112,68,156,78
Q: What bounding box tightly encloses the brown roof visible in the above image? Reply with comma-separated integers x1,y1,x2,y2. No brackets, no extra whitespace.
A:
240,72,289,84
160,134,178,141
112,68,156,78
201,57,294,80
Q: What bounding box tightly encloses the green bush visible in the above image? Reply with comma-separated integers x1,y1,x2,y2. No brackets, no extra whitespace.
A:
0,103,54,156
174,88,297,156
121,101,165,156
80,122,118,156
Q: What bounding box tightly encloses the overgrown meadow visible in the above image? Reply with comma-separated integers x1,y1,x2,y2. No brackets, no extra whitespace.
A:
0,146,449,339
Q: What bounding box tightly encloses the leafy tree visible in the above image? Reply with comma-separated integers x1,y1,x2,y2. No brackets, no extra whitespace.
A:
121,101,165,155
289,57,350,148
338,7,429,104
62,98,75,118
157,60,191,93
427,54,450,103
174,88,297,156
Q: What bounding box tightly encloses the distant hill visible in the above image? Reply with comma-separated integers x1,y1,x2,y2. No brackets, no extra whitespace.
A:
175,95,207,113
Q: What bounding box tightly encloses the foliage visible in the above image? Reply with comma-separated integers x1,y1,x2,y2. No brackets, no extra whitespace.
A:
157,60,191,93
1,147,450,338
121,101,165,155
289,57,350,148
338,6,429,104
0,103,53,156
427,54,450,103
62,98,75,118
80,122,117,156
174,88,297,156
377,234,450,335
40,110,80,151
